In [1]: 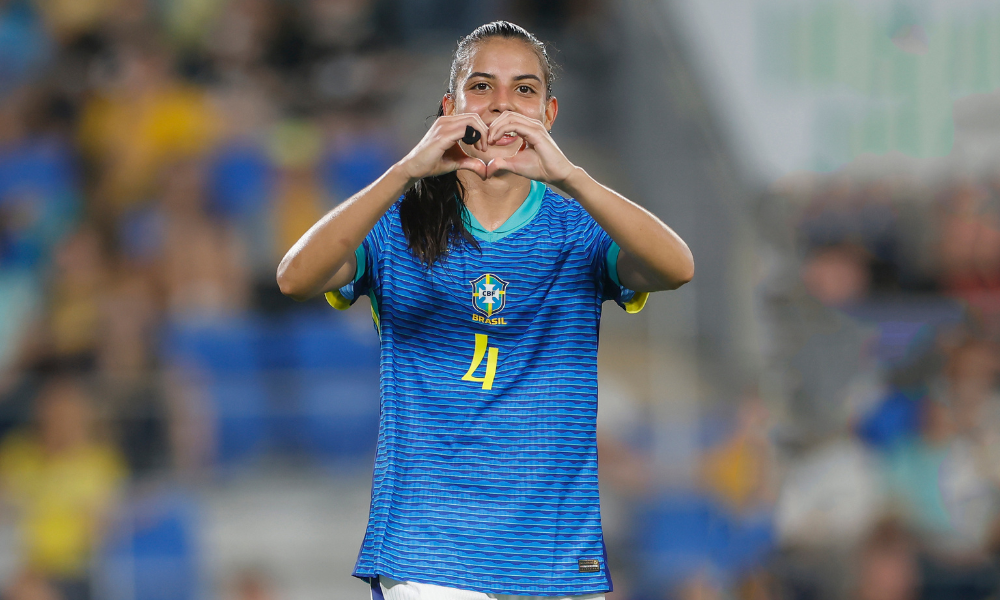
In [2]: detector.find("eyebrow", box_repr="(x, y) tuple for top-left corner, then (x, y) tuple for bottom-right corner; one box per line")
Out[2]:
(466, 72), (543, 83)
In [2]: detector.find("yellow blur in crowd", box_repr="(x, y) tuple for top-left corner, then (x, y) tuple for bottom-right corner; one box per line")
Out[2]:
(80, 81), (220, 212)
(700, 396), (775, 514)
(0, 380), (126, 578)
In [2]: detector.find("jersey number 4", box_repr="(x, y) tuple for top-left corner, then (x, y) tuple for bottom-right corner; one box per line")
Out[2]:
(462, 334), (498, 390)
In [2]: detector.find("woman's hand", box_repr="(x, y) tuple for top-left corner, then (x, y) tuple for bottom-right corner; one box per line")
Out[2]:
(398, 113), (491, 181)
(484, 111), (577, 185)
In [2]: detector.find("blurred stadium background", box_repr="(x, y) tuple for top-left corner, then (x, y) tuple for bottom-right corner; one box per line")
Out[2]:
(2, 0), (1000, 598)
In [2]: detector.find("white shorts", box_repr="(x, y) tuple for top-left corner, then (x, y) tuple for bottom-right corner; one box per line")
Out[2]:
(371, 575), (607, 600)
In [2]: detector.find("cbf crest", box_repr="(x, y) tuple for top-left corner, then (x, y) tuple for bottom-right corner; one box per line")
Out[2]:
(471, 273), (509, 318)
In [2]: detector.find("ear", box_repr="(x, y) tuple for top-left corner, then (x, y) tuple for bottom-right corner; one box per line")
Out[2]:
(543, 96), (559, 130)
(442, 93), (456, 116)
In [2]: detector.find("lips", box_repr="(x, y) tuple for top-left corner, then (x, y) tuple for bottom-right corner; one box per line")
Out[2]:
(492, 132), (521, 147)
(458, 128), (523, 160)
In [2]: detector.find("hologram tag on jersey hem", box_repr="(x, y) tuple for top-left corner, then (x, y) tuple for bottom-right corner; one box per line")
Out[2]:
(578, 559), (601, 573)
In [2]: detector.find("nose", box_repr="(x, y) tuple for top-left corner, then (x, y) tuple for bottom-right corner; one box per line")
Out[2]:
(490, 86), (511, 113)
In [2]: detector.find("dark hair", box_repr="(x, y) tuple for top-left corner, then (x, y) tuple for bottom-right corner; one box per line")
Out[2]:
(399, 21), (556, 266)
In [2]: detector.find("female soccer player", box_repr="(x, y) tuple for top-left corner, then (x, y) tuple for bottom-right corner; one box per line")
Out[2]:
(277, 21), (693, 600)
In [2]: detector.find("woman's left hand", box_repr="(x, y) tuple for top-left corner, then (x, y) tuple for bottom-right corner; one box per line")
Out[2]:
(485, 111), (577, 185)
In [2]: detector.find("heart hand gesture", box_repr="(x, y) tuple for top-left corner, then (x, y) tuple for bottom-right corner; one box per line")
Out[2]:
(398, 113), (491, 181)
(482, 111), (576, 186)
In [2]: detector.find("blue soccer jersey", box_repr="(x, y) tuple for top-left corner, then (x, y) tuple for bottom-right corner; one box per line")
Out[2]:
(326, 180), (647, 596)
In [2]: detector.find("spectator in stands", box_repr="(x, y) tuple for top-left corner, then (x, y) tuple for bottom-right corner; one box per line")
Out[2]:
(0, 376), (127, 600)
(44, 227), (109, 366)
(268, 120), (329, 265)
(674, 573), (724, 600)
(854, 519), (920, 600)
(937, 181), (1000, 334)
(226, 566), (279, 600)
(96, 268), (183, 479)
(158, 160), (250, 318)
(0, 1), (51, 97)
(942, 340), (1000, 455)
(33, 0), (121, 43)
(114, 159), (251, 320)
(700, 393), (777, 515)
(205, 0), (274, 80)
(0, 87), (81, 272)
(78, 40), (219, 213)
(786, 241), (881, 439)
(882, 391), (998, 556)
(3, 569), (62, 600)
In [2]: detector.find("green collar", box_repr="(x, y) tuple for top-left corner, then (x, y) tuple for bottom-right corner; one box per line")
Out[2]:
(461, 180), (545, 243)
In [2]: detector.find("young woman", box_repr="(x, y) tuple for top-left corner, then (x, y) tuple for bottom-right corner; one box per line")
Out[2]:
(278, 21), (693, 600)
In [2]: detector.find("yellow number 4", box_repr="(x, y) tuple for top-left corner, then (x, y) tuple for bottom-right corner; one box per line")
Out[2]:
(462, 334), (498, 390)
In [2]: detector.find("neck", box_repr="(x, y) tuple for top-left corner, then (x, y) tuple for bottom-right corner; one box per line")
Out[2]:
(456, 171), (532, 232)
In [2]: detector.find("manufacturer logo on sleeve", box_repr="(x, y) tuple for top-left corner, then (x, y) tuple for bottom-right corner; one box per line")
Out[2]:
(471, 274), (509, 324)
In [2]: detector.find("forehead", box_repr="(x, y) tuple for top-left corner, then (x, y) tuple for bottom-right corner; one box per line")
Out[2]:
(461, 38), (544, 80)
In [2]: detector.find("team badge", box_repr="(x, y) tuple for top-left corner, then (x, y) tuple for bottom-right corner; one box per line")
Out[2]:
(471, 273), (509, 317)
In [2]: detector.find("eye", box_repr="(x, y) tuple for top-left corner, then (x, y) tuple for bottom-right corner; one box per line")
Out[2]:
(470, 82), (490, 91)
(517, 85), (536, 94)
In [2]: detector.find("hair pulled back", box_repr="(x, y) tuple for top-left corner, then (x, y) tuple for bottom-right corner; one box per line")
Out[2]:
(399, 21), (556, 266)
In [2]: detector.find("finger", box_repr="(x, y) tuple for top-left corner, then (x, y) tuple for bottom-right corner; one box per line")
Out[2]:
(449, 113), (489, 153)
(486, 158), (514, 178)
(488, 111), (544, 145)
(486, 145), (540, 179)
(490, 117), (542, 146)
(456, 156), (487, 180)
(487, 111), (514, 145)
(462, 113), (490, 152)
(486, 156), (519, 179)
(468, 113), (489, 152)
(443, 142), (471, 164)
(485, 158), (503, 179)
(440, 114), (484, 146)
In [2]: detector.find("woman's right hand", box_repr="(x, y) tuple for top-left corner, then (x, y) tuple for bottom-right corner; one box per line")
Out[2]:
(280, 113), (489, 300)
(397, 113), (490, 181)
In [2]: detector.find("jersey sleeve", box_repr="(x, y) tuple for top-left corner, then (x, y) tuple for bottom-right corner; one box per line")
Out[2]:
(589, 223), (649, 314)
(324, 202), (393, 313)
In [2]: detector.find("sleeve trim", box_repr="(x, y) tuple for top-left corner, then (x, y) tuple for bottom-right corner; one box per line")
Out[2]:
(369, 291), (381, 337)
(354, 245), (366, 282)
(325, 290), (352, 310)
(624, 292), (649, 314)
(606, 241), (622, 287)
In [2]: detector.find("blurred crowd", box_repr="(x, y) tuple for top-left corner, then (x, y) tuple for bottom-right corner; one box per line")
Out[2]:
(0, 0), (418, 595)
(711, 175), (1000, 600)
(595, 174), (1000, 599)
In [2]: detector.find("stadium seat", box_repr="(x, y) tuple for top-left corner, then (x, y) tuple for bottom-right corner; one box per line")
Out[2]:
(160, 317), (260, 374)
(295, 373), (380, 460)
(634, 493), (775, 592)
(856, 388), (923, 450)
(159, 315), (383, 466)
(0, 138), (79, 269)
(285, 314), (380, 460)
(320, 137), (396, 201)
(207, 142), (274, 220)
(160, 318), (268, 467)
(289, 313), (380, 371)
(97, 490), (202, 600)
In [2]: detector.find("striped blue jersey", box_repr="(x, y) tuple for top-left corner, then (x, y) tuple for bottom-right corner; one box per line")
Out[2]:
(327, 180), (647, 596)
